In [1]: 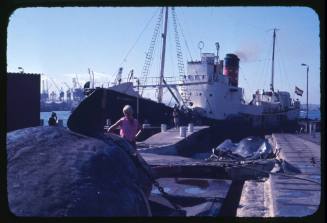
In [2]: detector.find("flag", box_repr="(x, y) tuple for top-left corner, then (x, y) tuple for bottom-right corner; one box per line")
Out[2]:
(295, 86), (303, 96)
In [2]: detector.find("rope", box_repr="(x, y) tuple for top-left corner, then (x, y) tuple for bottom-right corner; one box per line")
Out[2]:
(106, 134), (182, 211)
(138, 186), (152, 216)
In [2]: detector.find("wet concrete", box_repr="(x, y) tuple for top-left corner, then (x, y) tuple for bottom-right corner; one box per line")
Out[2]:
(267, 133), (321, 217)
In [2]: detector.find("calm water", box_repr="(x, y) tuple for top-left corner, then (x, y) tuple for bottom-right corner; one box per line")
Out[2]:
(40, 111), (71, 127)
(300, 110), (321, 120)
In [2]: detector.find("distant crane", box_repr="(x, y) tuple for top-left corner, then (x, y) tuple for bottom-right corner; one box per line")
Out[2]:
(63, 82), (72, 101)
(41, 79), (49, 101)
(49, 77), (64, 101)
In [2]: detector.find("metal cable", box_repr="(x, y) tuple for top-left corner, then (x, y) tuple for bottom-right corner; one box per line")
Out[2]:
(119, 8), (160, 66)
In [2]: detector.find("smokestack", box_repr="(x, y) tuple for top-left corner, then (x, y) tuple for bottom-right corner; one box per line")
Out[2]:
(223, 54), (240, 87)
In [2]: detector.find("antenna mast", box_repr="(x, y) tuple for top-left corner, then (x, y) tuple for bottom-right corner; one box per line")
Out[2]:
(270, 28), (277, 92)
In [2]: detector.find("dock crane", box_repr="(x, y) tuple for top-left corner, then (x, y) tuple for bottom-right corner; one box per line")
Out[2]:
(63, 82), (72, 101)
(50, 77), (64, 101)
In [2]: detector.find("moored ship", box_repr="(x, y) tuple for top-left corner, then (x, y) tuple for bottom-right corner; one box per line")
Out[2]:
(68, 8), (300, 136)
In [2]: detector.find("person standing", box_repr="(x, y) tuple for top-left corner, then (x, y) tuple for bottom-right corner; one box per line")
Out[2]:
(107, 105), (142, 148)
(48, 112), (58, 126)
(172, 107), (180, 129)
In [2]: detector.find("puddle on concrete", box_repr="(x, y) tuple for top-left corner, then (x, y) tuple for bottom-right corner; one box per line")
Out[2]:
(184, 187), (206, 194)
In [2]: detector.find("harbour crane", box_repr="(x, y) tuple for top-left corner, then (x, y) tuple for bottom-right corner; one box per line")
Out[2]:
(63, 82), (72, 101)
(49, 77), (64, 101)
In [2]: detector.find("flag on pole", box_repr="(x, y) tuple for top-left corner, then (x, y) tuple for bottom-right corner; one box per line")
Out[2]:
(295, 86), (303, 96)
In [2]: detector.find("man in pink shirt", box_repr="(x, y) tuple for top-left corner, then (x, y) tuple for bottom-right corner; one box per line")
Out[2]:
(107, 105), (142, 148)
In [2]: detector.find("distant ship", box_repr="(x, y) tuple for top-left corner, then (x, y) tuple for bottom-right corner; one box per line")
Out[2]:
(68, 8), (300, 136)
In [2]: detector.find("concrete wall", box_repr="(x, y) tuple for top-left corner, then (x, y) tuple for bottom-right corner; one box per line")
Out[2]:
(7, 73), (40, 132)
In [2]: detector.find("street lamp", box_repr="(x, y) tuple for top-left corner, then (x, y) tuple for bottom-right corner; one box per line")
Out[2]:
(134, 77), (140, 120)
(301, 63), (309, 132)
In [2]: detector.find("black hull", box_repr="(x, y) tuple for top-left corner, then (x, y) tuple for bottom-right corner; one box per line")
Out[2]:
(67, 88), (299, 140)
(68, 88), (173, 136)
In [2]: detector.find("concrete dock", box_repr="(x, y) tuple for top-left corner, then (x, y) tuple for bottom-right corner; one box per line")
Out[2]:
(138, 127), (321, 217)
(237, 133), (321, 217)
(137, 126), (211, 156)
(267, 133), (321, 217)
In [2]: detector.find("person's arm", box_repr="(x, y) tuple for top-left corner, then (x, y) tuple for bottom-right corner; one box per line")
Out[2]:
(107, 119), (122, 133)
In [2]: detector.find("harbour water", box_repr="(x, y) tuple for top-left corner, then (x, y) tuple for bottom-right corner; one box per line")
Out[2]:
(40, 111), (71, 127)
(299, 110), (320, 120)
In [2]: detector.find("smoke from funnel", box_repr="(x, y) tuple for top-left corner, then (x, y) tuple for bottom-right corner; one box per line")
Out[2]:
(234, 43), (260, 62)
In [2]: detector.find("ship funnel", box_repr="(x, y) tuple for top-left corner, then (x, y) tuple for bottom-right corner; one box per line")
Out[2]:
(223, 54), (240, 87)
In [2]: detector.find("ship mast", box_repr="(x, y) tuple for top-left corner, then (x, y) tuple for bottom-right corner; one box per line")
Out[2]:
(158, 7), (169, 103)
(270, 28), (277, 92)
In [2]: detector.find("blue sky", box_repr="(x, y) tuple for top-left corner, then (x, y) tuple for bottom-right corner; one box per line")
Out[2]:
(7, 7), (320, 104)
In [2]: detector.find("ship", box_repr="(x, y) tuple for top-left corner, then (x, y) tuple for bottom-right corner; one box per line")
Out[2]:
(67, 7), (300, 137)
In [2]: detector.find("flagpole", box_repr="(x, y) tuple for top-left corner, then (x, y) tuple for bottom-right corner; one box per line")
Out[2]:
(301, 63), (309, 132)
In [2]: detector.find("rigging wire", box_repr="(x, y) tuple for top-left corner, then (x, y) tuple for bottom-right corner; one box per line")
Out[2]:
(168, 18), (176, 78)
(174, 8), (193, 61)
(140, 8), (164, 96)
(276, 39), (294, 98)
(119, 8), (160, 66)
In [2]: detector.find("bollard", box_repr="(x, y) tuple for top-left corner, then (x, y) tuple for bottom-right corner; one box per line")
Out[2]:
(188, 123), (194, 133)
(179, 126), (187, 137)
(161, 124), (167, 132)
(58, 119), (64, 127)
(40, 119), (44, 126)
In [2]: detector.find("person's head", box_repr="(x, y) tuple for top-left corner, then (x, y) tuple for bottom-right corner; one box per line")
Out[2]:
(123, 105), (133, 119)
(51, 112), (57, 117)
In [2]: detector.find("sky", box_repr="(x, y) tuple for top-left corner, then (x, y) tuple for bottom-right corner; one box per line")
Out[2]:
(7, 6), (321, 105)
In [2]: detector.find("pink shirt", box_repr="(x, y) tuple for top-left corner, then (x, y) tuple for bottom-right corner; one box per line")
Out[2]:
(119, 117), (139, 142)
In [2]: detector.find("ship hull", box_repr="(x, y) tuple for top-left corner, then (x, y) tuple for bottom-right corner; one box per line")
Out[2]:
(67, 88), (299, 139)
(68, 88), (173, 136)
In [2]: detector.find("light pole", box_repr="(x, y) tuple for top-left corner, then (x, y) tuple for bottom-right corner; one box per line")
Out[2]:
(301, 63), (309, 132)
(134, 77), (140, 120)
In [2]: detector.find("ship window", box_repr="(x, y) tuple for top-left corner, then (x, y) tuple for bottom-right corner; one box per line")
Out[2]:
(195, 75), (200, 80)
(202, 75), (205, 79)
(209, 93), (213, 97)
(188, 75), (194, 80)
